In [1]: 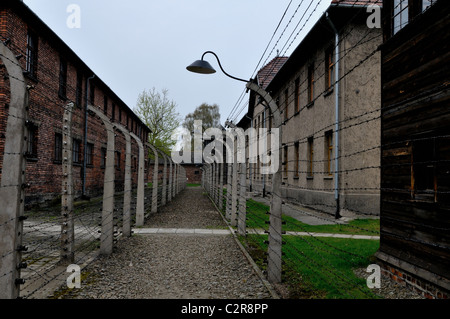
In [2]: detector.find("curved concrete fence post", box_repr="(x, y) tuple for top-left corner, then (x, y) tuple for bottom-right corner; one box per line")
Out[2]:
(113, 124), (131, 236)
(168, 157), (173, 202)
(219, 163), (224, 212)
(238, 162), (247, 237)
(247, 82), (283, 284)
(147, 143), (159, 214)
(226, 163), (232, 221)
(0, 41), (29, 299)
(61, 102), (75, 264)
(231, 145), (238, 227)
(173, 163), (177, 196)
(130, 132), (145, 227)
(206, 164), (211, 195)
(88, 105), (115, 256)
(160, 151), (168, 206)
(175, 164), (178, 196)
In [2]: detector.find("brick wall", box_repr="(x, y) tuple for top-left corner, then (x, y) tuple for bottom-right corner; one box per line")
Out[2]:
(184, 164), (202, 184)
(0, 4), (153, 207)
(378, 261), (449, 299)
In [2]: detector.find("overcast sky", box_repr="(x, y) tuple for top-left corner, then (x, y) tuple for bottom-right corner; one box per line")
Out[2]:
(23, 0), (331, 126)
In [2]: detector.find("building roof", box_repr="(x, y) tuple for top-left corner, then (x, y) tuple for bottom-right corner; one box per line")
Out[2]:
(331, 0), (382, 6)
(1, 0), (151, 134)
(256, 56), (289, 90)
(265, 0), (381, 93)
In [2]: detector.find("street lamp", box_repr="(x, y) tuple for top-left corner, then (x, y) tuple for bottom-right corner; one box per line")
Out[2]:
(187, 51), (249, 83)
(186, 51), (284, 284)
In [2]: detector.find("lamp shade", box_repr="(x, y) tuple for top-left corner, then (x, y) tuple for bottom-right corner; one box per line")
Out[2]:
(186, 59), (216, 74)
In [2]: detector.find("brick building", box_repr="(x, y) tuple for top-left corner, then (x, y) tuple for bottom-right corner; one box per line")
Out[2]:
(0, 0), (153, 206)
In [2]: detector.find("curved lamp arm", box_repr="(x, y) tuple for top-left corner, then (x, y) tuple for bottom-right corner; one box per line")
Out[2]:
(187, 51), (249, 83)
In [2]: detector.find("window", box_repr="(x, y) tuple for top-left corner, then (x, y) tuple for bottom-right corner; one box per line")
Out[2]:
(410, 134), (450, 204)
(307, 137), (314, 178)
(294, 142), (300, 178)
(392, 1), (438, 36)
(100, 147), (107, 168)
(115, 151), (121, 170)
(76, 73), (83, 108)
(54, 133), (63, 163)
(104, 95), (108, 115)
(393, 0), (409, 35)
(412, 137), (436, 202)
(422, 0), (436, 12)
(295, 78), (300, 113)
(86, 143), (94, 166)
(89, 82), (95, 105)
(119, 109), (122, 124)
(26, 31), (38, 78)
(325, 131), (333, 177)
(72, 139), (81, 164)
(307, 64), (315, 104)
(112, 103), (116, 122)
(284, 89), (289, 120)
(26, 125), (38, 160)
(58, 58), (67, 99)
(325, 47), (335, 91)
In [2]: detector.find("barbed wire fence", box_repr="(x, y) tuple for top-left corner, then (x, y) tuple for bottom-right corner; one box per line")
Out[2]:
(0, 37), (186, 299)
(198, 0), (420, 298)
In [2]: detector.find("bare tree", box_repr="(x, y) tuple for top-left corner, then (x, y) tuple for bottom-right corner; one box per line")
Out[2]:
(182, 103), (221, 134)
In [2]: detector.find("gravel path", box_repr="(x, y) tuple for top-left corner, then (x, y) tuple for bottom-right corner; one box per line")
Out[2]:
(57, 187), (273, 299)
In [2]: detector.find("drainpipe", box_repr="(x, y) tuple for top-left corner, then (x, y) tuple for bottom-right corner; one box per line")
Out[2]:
(262, 101), (267, 198)
(326, 12), (341, 219)
(82, 74), (95, 199)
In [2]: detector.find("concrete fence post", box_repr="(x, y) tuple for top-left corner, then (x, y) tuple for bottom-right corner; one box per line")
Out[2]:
(219, 163), (223, 212)
(212, 162), (216, 203)
(226, 163), (232, 221)
(208, 164), (212, 195)
(174, 164), (178, 195)
(0, 41), (29, 299)
(215, 161), (220, 206)
(114, 124), (132, 236)
(247, 82), (283, 284)
(130, 132), (144, 229)
(238, 162), (247, 237)
(210, 164), (214, 197)
(147, 143), (159, 214)
(167, 157), (173, 202)
(61, 102), (75, 264)
(88, 105), (115, 256)
(161, 151), (167, 206)
(231, 161), (238, 227)
(202, 166), (205, 189)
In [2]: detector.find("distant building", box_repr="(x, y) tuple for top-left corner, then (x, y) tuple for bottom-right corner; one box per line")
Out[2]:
(377, 0), (450, 298)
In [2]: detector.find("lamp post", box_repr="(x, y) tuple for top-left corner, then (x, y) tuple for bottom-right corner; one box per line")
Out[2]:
(187, 51), (284, 284)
